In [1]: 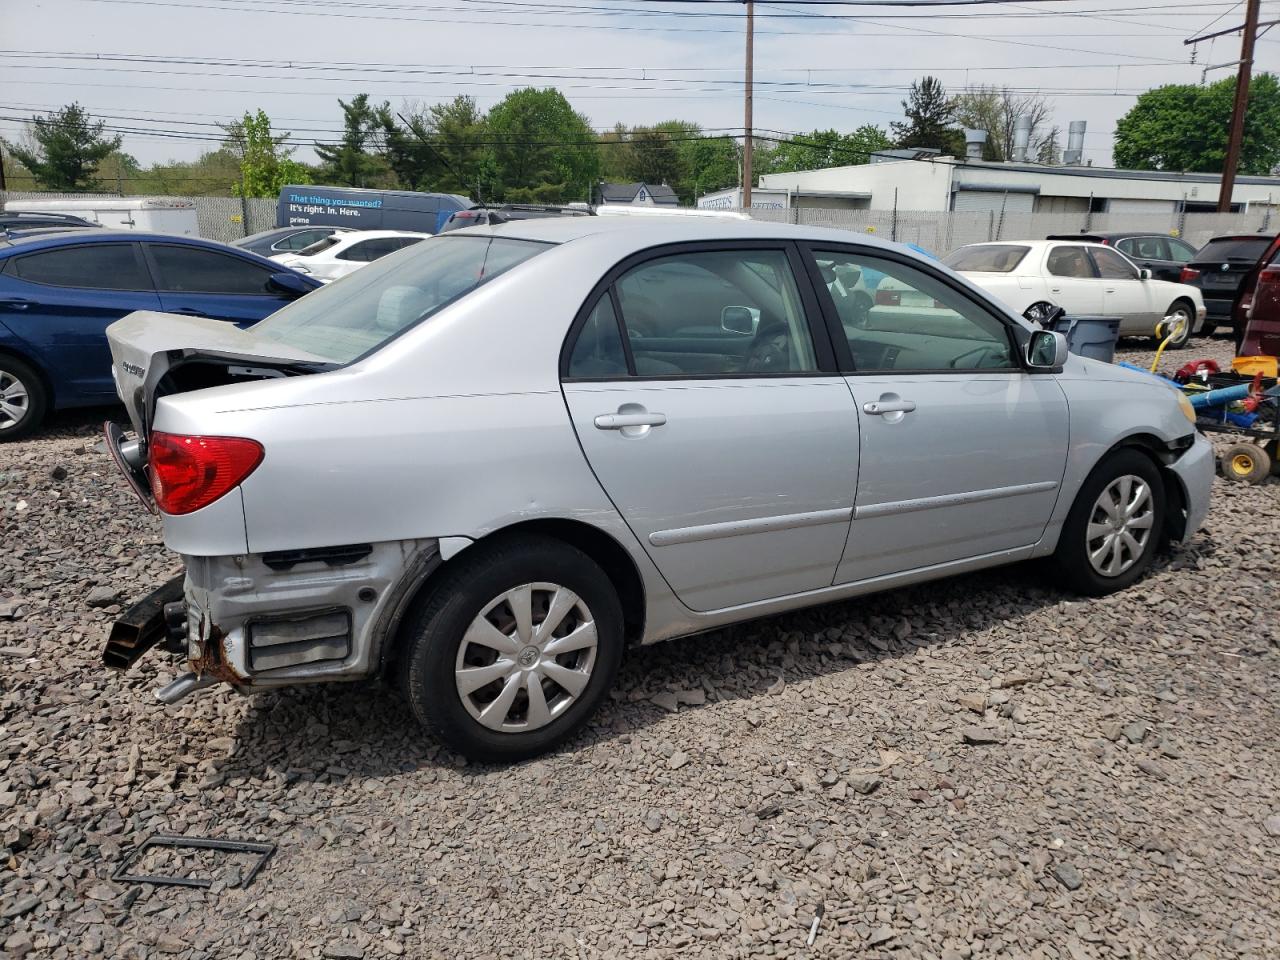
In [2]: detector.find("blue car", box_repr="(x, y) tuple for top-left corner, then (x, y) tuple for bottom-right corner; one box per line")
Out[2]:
(0, 230), (320, 440)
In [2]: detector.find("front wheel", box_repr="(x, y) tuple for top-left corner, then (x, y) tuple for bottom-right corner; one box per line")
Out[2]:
(1053, 449), (1166, 596)
(401, 535), (624, 762)
(1157, 301), (1196, 350)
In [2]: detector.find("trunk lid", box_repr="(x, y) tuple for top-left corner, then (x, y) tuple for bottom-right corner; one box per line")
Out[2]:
(107, 311), (331, 437)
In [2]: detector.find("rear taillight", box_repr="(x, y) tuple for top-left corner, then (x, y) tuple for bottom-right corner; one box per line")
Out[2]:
(1180, 267), (1201, 282)
(148, 431), (264, 515)
(875, 290), (901, 307)
(1260, 267), (1280, 284)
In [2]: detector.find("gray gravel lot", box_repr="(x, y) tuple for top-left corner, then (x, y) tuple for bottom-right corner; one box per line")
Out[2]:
(1, 337), (1278, 960)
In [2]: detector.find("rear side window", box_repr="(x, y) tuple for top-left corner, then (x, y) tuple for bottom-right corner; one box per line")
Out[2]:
(567, 296), (627, 379)
(943, 245), (1028, 273)
(295, 236), (342, 257)
(147, 245), (276, 295)
(1196, 237), (1271, 262)
(1046, 246), (1096, 278)
(276, 229), (330, 251)
(251, 235), (550, 363)
(8, 243), (150, 290)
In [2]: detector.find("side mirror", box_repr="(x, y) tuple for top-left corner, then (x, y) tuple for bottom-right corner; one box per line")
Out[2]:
(268, 271), (314, 299)
(1139, 268), (1152, 280)
(721, 305), (760, 335)
(1026, 329), (1068, 370)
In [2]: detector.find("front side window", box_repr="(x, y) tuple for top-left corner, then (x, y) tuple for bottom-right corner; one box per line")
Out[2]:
(1090, 246), (1139, 280)
(9, 243), (150, 290)
(252, 235), (550, 363)
(1117, 237), (1168, 261)
(811, 248), (1015, 373)
(1046, 245), (1096, 278)
(610, 249), (817, 377)
(148, 245), (276, 294)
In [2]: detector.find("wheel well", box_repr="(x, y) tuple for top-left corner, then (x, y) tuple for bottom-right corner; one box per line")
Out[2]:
(0, 346), (54, 407)
(492, 519), (647, 645)
(1109, 434), (1190, 544)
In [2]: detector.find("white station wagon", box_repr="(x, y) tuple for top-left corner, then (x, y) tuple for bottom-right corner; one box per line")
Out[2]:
(104, 217), (1213, 760)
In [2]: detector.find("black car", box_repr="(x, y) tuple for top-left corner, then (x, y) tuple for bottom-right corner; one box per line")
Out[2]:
(232, 226), (351, 258)
(0, 212), (101, 233)
(438, 203), (593, 233)
(1179, 234), (1274, 336)
(1045, 232), (1198, 283)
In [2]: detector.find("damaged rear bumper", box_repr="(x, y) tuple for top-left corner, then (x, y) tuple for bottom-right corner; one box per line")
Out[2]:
(107, 538), (442, 703)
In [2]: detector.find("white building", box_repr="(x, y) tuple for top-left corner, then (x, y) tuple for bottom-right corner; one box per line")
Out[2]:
(698, 152), (1280, 216)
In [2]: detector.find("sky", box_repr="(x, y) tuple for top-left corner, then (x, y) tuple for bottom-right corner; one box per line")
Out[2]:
(3, 0), (1279, 173)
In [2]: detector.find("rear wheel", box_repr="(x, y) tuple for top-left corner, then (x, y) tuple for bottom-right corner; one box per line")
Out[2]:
(1053, 449), (1166, 596)
(0, 356), (47, 442)
(401, 535), (624, 762)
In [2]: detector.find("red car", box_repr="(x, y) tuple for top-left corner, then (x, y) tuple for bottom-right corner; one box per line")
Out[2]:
(1232, 233), (1280, 358)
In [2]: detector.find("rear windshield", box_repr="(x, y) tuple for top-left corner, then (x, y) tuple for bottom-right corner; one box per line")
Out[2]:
(1196, 236), (1271, 262)
(251, 235), (551, 363)
(943, 244), (1029, 273)
(293, 235), (342, 257)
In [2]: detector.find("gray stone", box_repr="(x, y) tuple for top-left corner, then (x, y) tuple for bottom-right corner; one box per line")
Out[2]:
(961, 726), (1006, 745)
(1053, 863), (1083, 891)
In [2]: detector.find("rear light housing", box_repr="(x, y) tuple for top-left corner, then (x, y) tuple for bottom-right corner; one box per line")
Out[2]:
(874, 290), (901, 307)
(148, 431), (264, 515)
(1180, 267), (1201, 283)
(1259, 267), (1280, 285)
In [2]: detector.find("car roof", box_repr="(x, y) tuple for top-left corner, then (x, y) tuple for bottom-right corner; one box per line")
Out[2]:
(465, 214), (934, 259)
(331, 229), (434, 241)
(0, 228), (232, 250)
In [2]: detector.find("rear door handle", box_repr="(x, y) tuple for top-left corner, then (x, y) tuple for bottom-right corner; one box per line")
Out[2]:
(594, 412), (667, 430)
(0, 297), (31, 310)
(863, 400), (916, 415)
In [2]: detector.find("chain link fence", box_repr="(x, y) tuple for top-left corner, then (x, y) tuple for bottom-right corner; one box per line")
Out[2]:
(3, 189), (1274, 257)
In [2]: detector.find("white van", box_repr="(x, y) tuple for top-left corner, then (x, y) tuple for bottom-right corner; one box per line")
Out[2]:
(2, 197), (199, 236)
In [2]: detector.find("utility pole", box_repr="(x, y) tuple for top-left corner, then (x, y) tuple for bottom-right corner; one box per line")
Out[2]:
(1218, 0), (1261, 211)
(742, 0), (754, 210)
(1187, 0), (1264, 211)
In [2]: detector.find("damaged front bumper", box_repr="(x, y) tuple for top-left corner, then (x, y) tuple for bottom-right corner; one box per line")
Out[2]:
(106, 538), (441, 703)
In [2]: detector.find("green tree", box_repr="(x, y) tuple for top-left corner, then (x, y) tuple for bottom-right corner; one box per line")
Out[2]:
(675, 132), (738, 203)
(381, 96), (489, 196)
(315, 94), (386, 186)
(759, 125), (893, 173)
(1113, 74), (1280, 174)
(951, 86), (1054, 162)
(484, 88), (599, 202)
(1, 103), (122, 190)
(223, 110), (310, 197)
(624, 126), (681, 186)
(891, 77), (964, 156)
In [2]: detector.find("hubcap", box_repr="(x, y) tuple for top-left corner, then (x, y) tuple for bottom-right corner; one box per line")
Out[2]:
(0, 371), (29, 431)
(454, 582), (598, 733)
(1086, 475), (1155, 577)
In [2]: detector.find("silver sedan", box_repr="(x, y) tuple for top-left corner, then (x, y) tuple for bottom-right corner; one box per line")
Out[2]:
(104, 216), (1213, 761)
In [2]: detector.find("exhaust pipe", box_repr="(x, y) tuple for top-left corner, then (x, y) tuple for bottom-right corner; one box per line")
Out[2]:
(156, 673), (218, 704)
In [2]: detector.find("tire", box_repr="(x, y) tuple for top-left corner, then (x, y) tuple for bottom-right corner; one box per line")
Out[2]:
(1158, 300), (1195, 350)
(401, 535), (624, 762)
(1053, 449), (1166, 596)
(1220, 442), (1271, 484)
(0, 355), (48, 442)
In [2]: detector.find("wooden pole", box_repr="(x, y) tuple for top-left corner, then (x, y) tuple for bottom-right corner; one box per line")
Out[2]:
(1217, 0), (1262, 212)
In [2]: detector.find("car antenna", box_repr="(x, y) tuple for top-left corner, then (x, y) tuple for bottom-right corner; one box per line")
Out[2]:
(397, 112), (487, 208)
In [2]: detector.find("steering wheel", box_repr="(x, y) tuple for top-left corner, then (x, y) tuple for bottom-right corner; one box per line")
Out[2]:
(745, 323), (792, 372)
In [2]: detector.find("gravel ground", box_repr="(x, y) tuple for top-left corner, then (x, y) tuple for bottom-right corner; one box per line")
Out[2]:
(2, 336), (1277, 960)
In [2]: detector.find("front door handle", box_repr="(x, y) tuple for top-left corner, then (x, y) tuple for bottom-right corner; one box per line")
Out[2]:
(863, 399), (916, 416)
(169, 307), (209, 317)
(594, 412), (667, 430)
(0, 297), (31, 310)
